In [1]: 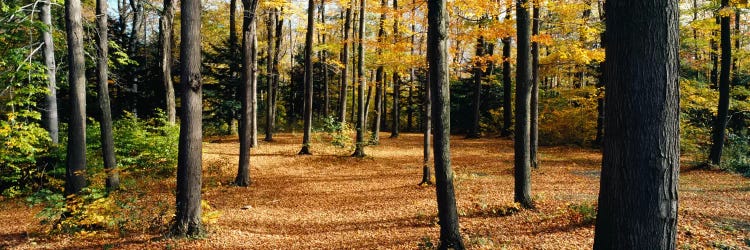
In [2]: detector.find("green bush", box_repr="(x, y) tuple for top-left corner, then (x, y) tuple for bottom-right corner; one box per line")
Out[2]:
(319, 116), (353, 149)
(722, 133), (750, 176)
(538, 87), (598, 146)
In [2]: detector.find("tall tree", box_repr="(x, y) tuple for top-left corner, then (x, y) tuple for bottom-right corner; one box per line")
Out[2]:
(467, 35), (485, 139)
(529, 1), (540, 168)
(96, 0), (120, 190)
(41, 0), (59, 145)
(160, 0), (176, 124)
(372, 0), (387, 144)
(321, 0), (330, 118)
(171, 0), (204, 237)
(390, 0), (402, 139)
(593, 0), (680, 247)
(352, 0), (366, 157)
(65, 0), (87, 195)
(709, 0), (732, 165)
(236, 0), (260, 186)
(299, 0), (315, 155)
(265, 10), (277, 142)
(420, 69), (432, 186)
(129, 0), (142, 116)
(270, 8), (283, 139)
(427, 0), (464, 247)
(339, 5), (352, 124)
(514, 0), (534, 209)
(500, 9), (513, 138)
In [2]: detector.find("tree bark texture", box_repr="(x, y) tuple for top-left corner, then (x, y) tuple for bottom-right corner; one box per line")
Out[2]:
(41, 0), (59, 145)
(352, 0), (366, 157)
(65, 0), (87, 196)
(299, 0), (316, 155)
(709, 0), (732, 165)
(514, 0), (533, 209)
(237, 0), (260, 186)
(96, 0), (120, 191)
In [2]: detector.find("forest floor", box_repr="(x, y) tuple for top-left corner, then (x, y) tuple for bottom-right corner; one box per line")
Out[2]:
(1, 133), (749, 249)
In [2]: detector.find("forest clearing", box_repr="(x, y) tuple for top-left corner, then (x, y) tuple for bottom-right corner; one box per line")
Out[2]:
(1, 133), (748, 249)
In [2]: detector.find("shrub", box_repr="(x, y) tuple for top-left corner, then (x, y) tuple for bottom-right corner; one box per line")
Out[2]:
(568, 202), (597, 225)
(538, 87), (598, 146)
(319, 116), (353, 149)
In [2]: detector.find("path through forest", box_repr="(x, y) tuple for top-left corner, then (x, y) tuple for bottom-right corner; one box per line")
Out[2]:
(1, 133), (749, 249)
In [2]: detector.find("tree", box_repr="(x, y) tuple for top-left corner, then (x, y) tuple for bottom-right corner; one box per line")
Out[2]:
(265, 9), (277, 142)
(64, 0), (87, 196)
(339, 5), (352, 124)
(96, 0), (120, 191)
(160, 0), (176, 125)
(41, 0), (59, 145)
(500, 10), (512, 138)
(236, 0), (260, 186)
(420, 69), (432, 186)
(427, 0), (464, 247)
(529, 0), (539, 168)
(514, 0), (533, 209)
(352, 0), (366, 157)
(593, 0), (680, 247)
(390, 0), (401, 139)
(372, 0), (387, 145)
(709, 0), (732, 165)
(467, 35), (485, 139)
(299, 0), (315, 155)
(170, 0), (204, 237)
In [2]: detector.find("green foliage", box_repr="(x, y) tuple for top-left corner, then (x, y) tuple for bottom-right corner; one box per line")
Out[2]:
(320, 116), (353, 149)
(27, 188), (123, 234)
(567, 202), (597, 225)
(538, 87), (598, 146)
(721, 133), (750, 176)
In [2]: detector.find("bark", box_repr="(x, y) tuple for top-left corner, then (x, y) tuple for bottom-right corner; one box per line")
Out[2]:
(514, 0), (533, 209)
(467, 35), (485, 138)
(237, 0), (260, 186)
(709, 0), (732, 165)
(339, 6), (352, 124)
(420, 68), (432, 186)
(321, 0), (330, 118)
(170, 0), (204, 237)
(264, 10), (276, 142)
(96, 0), (120, 191)
(710, 16), (720, 89)
(407, 81), (414, 132)
(593, 0), (679, 247)
(41, 0), (59, 145)
(427, 0), (464, 247)
(352, 0), (366, 157)
(501, 37), (512, 137)
(65, 0), (87, 196)
(391, 72), (401, 138)
(299, 0), (315, 155)
(161, 0), (176, 125)
(129, 0), (142, 117)
(271, 8), (283, 136)
(530, 2), (539, 168)
(372, 0), (386, 144)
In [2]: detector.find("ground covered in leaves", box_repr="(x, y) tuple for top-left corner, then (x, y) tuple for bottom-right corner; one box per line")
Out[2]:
(1, 133), (749, 249)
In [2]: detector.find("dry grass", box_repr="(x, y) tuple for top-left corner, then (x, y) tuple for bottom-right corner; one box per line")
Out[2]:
(1, 133), (749, 249)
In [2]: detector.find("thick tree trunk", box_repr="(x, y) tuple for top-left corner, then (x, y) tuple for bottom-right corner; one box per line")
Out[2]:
(514, 0), (533, 209)
(709, 0), (732, 165)
(64, 0), (87, 196)
(96, 0), (120, 191)
(171, 0), (204, 237)
(467, 36), (485, 138)
(299, 0), (315, 155)
(352, 0), (366, 157)
(237, 0), (260, 186)
(339, 6), (352, 125)
(427, 0), (464, 247)
(264, 10), (276, 142)
(530, 2), (539, 168)
(161, 0), (176, 125)
(594, 0), (680, 248)
(501, 36), (512, 137)
(41, 0), (59, 145)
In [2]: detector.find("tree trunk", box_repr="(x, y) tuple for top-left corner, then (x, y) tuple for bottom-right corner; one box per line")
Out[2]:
(371, 0), (386, 144)
(352, 0), (366, 157)
(161, 0), (176, 125)
(530, 2), (539, 168)
(264, 10), (276, 142)
(237, 0), (260, 185)
(299, 0), (315, 155)
(501, 37), (512, 136)
(129, 0), (142, 117)
(420, 67), (432, 186)
(321, 0), (329, 118)
(514, 0), (533, 209)
(594, 0), (679, 247)
(710, 16), (719, 89)
(41, 0), (59, 145)
(709, 0), (732, 165)
(96, 0), (120, 191)
(467, 35), (485, 138)
(171, 0), (204, 237)
(271, 8), (283, 136)
(339, 5), (352, 125)
(391, 72), (401, 138)
(427, 0), (464, 247)
(64, 0), (87, 196)
(407, 81), (414, 132)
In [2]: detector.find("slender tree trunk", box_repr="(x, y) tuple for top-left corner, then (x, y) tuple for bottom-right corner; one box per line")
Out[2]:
(339, 5), (352, 124)
(372, 0), (386, 144)
(420, 68), (432, 186)
(129, 0), (141, 117)
(170, 0), (204, 237)
(428, 0), (464, 247)
(593, 0), (679, 247)
(352, 0), (366, 157)
(709, 0), (732, 165)
(407, 82), (414, 132)
(321, 0), (329, 118)
(391, 72), (401, 138)
(264, 10), (276, 142)
(501, 37), (512, 136)
(530, 1), (539, 168)
(271, 8), (283, 136)
(64, 0), (87, 196)
(299, 0), (315, 155)
(710, 16), (720, 89)
(237, 0), (260, 185)
(227, 0), (238, 135)
(514, 0), (533, 209)
(96, 0), (120, 191)
(467, 35), (485, 138)
(161, 0), (176, 125)
(41, 0), (59, 145)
